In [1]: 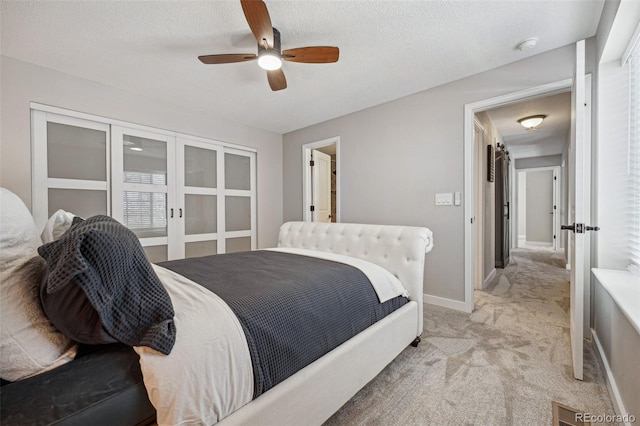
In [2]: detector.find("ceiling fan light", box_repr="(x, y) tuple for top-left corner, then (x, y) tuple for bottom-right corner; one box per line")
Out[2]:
(517, 114), (546, 130)
(258, 51), (282, 70)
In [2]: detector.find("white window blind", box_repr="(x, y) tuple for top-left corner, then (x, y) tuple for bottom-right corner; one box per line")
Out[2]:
(629, 43), (640, 275)
(122, 172), (167, 235)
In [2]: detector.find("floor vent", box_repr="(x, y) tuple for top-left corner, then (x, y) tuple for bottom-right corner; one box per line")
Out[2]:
(552, 401), (590, 426)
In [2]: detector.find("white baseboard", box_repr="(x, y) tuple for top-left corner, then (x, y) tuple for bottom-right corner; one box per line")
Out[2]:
(591, 329), (632, 425)
(424, 294), (468, 312)
(566, 264), (571, 270)
(483, 268), (496, 289)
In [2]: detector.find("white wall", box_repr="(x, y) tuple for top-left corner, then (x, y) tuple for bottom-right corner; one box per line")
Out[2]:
(0, 56), (284, 248)
(283, 44), (578, 302)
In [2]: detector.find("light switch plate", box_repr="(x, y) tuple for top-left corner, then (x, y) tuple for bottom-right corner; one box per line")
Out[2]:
(454, 192), (461, 206)
(435, 193), (453, 206)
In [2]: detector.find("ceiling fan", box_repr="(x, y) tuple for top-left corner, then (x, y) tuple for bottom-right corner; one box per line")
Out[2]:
(198, 0), (339, 91)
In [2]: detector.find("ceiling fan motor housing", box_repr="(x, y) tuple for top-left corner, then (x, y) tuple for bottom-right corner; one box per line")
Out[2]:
(259, 27), (281, 56)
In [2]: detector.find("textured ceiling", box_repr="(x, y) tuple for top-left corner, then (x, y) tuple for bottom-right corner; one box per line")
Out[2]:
(486, 92), (571, 160)
(1, 1), (604, 134)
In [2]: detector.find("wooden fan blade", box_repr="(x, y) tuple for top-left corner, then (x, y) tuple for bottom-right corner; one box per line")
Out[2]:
(267, 69), (287, 91)
(198, 53), (257, 64)
(240, 0), (274, 48)
(282, 47), (339, 63)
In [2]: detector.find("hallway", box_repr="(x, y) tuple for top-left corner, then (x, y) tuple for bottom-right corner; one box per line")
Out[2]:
(325, 247), (615, 425)
(473, 247), (615, 424)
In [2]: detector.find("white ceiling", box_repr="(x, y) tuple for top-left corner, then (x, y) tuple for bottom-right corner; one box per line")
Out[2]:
(485, 91), (571, 160)
(1, 1), (604, 135)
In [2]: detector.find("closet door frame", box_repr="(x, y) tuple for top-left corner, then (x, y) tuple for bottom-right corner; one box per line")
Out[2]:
(31, 110), (111, 231)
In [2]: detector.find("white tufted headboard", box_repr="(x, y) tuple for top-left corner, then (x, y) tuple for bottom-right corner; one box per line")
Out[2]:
(277, 221), (433, 336)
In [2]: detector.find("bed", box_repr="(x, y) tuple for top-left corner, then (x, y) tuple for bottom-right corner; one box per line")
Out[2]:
(0, 187), (433, 425)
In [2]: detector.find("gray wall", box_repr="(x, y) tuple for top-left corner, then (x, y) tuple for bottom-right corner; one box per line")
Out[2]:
(525, 170), (553, 243)
(283, 44), (578, 302)
(0, 56), (284, 248)
(594, 279), (639, 419)
(515, 154), (562, 169)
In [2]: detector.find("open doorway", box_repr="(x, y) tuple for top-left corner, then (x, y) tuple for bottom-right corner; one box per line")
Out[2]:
(302, 137), (340, 222)
(516, 167), (561, 250)
(463, 78), (574, 313)
(464, 73), (592, 353)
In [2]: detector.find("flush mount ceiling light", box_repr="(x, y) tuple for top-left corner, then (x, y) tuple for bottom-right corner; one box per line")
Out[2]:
(518, 114), (546, 130)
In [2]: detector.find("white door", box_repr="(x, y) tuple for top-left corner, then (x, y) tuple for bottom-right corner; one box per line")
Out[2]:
(111, 126), (177, 263)
(565, 40), (590, 381)
(31, 111), (111, 230)
(177, 137), (221, 259)
(222, 148), (257, 253)
(312, 150), (332, 222)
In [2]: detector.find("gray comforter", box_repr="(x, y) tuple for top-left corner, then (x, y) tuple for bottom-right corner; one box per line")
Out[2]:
(159, 250), (407, 398)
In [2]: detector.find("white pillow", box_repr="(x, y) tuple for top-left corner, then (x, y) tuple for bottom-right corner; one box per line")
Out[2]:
(0, 188), (77, 381)
(41, 209), (76, 243)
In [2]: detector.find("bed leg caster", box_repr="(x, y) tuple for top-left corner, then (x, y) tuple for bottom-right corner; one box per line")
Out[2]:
(411, 336), (421, 347)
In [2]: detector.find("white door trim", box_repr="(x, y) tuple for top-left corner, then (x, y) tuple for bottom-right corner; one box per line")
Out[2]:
(509, 160), (518, 250)
(463, 78), (572, 313)
(302, 137), (340, 222)
(473, 120), (485, 290)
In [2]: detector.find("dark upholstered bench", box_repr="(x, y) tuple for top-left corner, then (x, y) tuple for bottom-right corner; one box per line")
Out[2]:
(1, 343), (155, 425)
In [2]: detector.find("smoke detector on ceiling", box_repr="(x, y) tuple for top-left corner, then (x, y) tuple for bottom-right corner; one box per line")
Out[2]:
(516, 37), (538, 52)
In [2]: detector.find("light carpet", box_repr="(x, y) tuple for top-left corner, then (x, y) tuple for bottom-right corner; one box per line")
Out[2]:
(324, 247), (615, 425)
